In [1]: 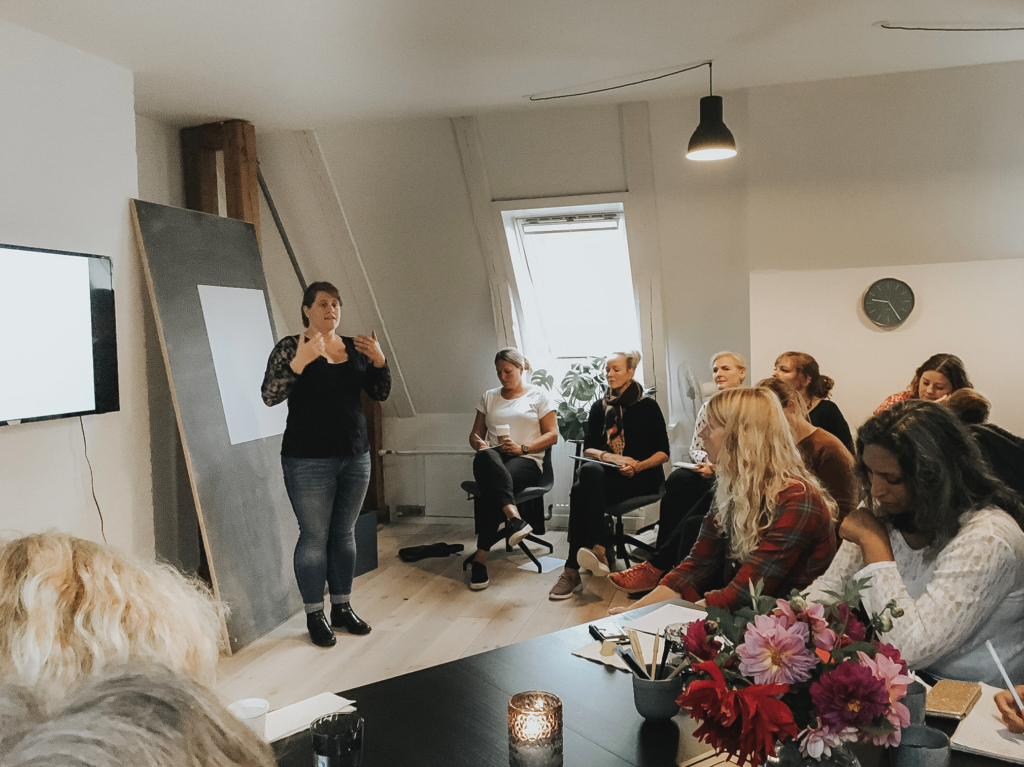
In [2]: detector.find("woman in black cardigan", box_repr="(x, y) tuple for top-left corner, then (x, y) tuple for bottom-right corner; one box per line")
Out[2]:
(548, 350), (670, 600)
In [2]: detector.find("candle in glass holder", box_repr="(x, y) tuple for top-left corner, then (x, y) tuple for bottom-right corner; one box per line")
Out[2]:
(508, 691), (562, 767)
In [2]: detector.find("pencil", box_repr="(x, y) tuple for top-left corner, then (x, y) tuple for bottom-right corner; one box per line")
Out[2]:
(650, 632), (660, 680)
(628, 628), (646, 671)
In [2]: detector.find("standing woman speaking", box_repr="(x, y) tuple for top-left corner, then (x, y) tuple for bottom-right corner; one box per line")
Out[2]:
(262, 281), (391, 647)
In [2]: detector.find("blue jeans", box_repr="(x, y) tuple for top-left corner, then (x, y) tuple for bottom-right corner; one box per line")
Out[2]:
(281, 452), (372, 608)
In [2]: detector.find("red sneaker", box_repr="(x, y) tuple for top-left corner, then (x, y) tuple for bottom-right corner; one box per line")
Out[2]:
(608, 561), (664, 593)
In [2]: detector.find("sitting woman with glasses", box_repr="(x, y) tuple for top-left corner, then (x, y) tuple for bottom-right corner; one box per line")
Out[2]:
(610, 387), (837, 613)
(874, 353), (972, 415)
(548, 350), (670, 600)
(464, 347), (558, 591)
(807, 400), (1024, 685)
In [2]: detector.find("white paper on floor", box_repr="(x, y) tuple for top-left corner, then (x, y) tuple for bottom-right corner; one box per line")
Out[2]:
(621, 603), (707, 635)
(518, 556), (565, 573)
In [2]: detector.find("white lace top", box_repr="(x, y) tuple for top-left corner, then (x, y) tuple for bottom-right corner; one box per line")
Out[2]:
(690, 401), (709, 463)
(806, 507), (1024, 687)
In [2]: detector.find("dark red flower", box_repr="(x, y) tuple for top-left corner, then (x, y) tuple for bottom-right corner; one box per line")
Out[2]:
(684, 620), (720, 661)
(810, 661), (889, 730)
(873, 641), (909, 675)
(678, 661), (798, 767)
(835, 604), (866, 646)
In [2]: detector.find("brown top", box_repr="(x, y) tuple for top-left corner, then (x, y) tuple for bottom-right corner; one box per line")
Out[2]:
(797, 427), (857, 523)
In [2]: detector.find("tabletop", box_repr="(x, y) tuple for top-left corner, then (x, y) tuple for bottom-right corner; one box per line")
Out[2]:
(272, 601), (1001, 767)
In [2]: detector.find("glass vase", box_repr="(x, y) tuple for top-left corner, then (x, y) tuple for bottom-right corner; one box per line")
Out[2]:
(774, 740), (861, 767)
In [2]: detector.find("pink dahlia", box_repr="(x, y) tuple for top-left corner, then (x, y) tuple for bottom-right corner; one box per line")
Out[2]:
(737, 614), (818, 685)
(810, 661), (889, 730)
(798, 724), (858, 759)
(858, 650), (913, 747)
(873, 641), (909, 675)
(776, 598), (838, 651)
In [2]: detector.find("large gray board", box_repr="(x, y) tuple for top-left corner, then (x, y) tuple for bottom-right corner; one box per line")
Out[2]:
(131, 200), (301, 652)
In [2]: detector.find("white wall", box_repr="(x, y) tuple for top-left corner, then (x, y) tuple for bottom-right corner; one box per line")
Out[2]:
(0, 20), (152, 553)
(750, 260), (1024, 436)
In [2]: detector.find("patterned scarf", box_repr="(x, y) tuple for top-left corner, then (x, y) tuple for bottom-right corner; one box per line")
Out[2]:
(602, 380), (643, 455)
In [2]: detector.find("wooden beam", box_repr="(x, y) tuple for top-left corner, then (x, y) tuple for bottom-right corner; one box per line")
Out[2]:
(362, 392), (388, 524)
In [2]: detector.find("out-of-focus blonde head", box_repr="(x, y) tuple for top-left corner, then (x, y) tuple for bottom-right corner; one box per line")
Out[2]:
(0, 532), (224, 699)
(706, 388), (835, 562)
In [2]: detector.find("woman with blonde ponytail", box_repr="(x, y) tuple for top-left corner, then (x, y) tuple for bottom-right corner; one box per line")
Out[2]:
(611, 387), (836, 612)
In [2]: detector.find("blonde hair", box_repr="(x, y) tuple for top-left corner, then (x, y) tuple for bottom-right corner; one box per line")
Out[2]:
(611, 350), (642, 370)
(0, 533), (224, 700)
(710, 351), (746, 371)
(0, 665), (275, 767)
(494, 347), (531, 372)
(706, 388), (835, 562)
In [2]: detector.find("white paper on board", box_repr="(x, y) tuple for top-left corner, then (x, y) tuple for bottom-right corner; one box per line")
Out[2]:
(197, 285), (287, 445)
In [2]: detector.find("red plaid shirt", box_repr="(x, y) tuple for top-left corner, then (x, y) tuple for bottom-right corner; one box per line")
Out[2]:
(660, 483), (836, 610)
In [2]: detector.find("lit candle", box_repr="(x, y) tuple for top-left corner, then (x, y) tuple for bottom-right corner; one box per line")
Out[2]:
(508, 691), (563, 767)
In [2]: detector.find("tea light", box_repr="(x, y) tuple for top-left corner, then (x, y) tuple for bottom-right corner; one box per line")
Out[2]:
(508, 691), (563, 767)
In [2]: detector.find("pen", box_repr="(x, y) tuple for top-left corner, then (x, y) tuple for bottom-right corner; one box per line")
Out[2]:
(986, 640), (1024, 712)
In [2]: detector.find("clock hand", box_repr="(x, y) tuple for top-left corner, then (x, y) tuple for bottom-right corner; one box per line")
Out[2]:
(885, 300), (902, 321)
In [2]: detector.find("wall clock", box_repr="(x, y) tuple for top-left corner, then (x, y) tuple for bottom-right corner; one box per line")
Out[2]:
(863, 278), (915, 328)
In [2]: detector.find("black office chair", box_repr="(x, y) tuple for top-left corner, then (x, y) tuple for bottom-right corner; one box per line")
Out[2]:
(604, 487), (665, 569)
(460, 449), (555, 573)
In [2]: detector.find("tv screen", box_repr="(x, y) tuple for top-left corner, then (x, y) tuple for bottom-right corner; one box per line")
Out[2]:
(0, 243), (119, 425)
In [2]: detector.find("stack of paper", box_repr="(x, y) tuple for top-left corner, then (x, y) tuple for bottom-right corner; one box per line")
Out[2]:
(621, 604), (707, 636)
(264, 692), (356, 743)
(950, 683), (1024, 764)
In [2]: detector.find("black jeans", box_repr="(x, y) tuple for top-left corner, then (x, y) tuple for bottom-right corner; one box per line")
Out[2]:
(472, 449), (542, 551)
(567, 461), (657, 569)
(655, 468), (714, 548)
(648, 486), (715, 572)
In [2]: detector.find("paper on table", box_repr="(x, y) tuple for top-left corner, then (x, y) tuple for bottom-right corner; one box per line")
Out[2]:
(264, 692), (356, 743)
(622, 604), (707, 636)
(518, 556), (565, 573)
(572, 632), (658, 673)
(950, 682), (1024, 764)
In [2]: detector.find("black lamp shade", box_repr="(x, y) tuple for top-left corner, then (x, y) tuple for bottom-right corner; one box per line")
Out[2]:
(687, 95), (737, 161)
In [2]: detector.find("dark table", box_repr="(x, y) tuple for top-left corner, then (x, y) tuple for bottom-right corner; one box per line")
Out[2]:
(273, 601), (1000, 767)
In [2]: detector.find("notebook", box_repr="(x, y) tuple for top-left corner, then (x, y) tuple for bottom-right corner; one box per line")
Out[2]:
(950, 683), (1024, 764)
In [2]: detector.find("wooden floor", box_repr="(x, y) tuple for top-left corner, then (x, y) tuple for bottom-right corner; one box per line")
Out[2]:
(214, 517), (636, 709)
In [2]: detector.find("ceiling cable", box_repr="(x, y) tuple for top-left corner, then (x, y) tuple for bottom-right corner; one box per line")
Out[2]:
(528, 61), (711, 102)
(878, 22), (1024, 31)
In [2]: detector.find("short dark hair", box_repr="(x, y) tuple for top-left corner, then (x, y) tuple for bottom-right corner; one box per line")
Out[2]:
(855, 399), (1022, 555)
(907, 353), (971, 397)
(301, 281), (342, 328)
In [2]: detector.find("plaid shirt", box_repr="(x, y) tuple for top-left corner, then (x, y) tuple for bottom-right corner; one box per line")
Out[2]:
(660, 483), (836, 610)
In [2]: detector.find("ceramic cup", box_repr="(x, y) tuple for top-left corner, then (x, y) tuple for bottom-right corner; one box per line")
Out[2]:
(631, 674), (684, 721)
(904, 681), (927, 725)
(227, 697), (270, 739)
(890, 724), (951, 767)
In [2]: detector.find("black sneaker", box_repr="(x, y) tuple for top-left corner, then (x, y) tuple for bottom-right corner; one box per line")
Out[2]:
(330, 603), (372, 635)
(463, 555), (489, 590)
(506, 517), (533, 547)
(306, 610), (337, 647)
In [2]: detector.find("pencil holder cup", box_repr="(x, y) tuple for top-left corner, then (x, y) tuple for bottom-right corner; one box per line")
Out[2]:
(890, 725), (950, 767)
(631, 674), (683, 721)
(904, 681), (927, 725)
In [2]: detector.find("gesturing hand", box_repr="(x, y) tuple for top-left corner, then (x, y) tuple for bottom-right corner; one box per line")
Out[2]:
(291, 331), (325, 374)
(354, 331), (386, 368)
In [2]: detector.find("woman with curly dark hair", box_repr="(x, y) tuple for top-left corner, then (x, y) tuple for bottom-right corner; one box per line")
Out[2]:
(873, 353), (972, 414)
(807, 399), (1024, 685)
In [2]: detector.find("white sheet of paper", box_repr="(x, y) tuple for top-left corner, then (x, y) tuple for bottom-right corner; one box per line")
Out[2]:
(622, 604), (707, 636)
(518, 556), (565, 573)
(197, 285), (287, 445)
(264, 692), (356, 743)
(951, 683), (1024, 763)
(571, 632), (657, 673)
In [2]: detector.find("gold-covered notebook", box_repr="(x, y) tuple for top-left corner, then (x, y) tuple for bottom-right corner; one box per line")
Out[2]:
(926, 680), (983, 719)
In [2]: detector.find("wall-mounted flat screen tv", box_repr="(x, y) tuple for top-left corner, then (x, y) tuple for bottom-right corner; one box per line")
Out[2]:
(0, 243), (119, 425)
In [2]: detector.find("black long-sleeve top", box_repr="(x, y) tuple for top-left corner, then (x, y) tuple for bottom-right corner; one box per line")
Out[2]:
(584, 397), (670, 496)
(808, 399), (854, 455)
(262, 335), (391, 458)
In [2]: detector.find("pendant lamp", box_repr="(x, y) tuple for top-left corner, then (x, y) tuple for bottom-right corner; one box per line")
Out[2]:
(686, 63), (737, 161)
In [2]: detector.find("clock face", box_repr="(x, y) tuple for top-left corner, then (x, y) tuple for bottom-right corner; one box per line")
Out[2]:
(863, 278), (915, 328)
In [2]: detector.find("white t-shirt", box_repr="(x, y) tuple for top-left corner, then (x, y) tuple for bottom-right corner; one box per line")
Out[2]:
(806, 507), (1024, 686)
(476, 385), (556, 468)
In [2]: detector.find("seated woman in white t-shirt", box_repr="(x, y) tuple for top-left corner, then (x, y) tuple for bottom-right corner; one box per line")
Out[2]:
(465, 348), (558, 591)
(806, 400), (1024, 686)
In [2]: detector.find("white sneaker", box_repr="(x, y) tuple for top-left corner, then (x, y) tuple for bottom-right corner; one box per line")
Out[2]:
(577, 546), (610, 577)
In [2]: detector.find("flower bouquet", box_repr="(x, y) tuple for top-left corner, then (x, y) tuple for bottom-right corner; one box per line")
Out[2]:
(675, 578), (910, 766)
